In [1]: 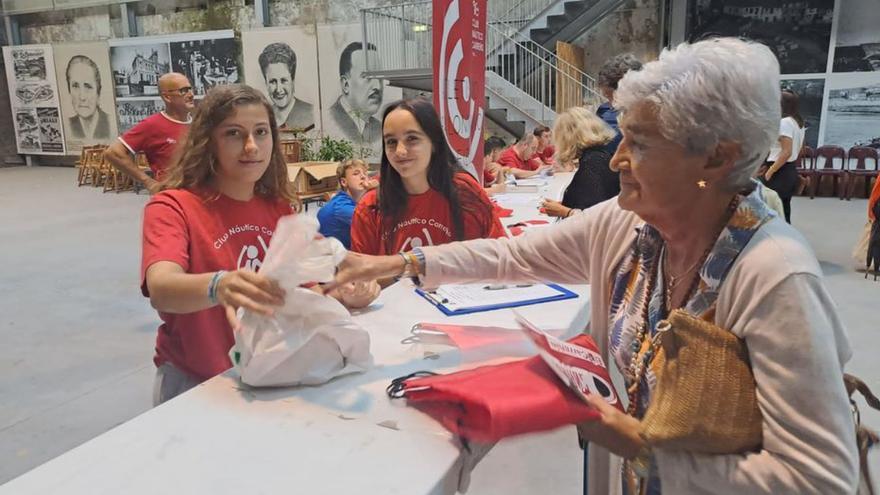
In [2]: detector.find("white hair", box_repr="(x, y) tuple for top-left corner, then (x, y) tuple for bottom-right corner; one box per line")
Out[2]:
(614, 37), (781, 192)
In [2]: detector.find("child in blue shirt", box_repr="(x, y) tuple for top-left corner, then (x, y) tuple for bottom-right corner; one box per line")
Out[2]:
(318, 159), (372, 249)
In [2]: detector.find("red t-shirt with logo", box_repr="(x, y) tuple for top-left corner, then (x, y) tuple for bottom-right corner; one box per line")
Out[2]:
(141, 188), (293, 381)
(350, 173), (506, 255)
(120, 112), (189, 180)
(497, 146), (539, 171)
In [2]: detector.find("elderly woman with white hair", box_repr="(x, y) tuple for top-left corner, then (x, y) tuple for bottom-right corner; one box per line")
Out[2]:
(332, 38), (858, 493)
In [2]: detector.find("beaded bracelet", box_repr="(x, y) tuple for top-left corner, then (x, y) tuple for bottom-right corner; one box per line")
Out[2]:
(207, 270), (228, 305)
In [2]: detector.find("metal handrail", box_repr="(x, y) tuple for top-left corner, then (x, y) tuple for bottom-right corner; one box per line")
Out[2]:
(486, 22), (602, 116)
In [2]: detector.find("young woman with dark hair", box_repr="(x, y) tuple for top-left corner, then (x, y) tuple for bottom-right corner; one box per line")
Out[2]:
(350, 98), (505, 257)
(762, 90), (806, 223)
(143, 84), (377, 405)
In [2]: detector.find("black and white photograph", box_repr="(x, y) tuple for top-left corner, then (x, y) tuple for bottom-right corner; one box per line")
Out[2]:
(825, 75), (880, 150)
(3, 44), (66, 155)
(686, 0), (834, 74)
(170, 37), (240, 96)
(110, 42), (171, 97)
(242, 28), (320, 133)
(780, 78), (824, 149)
(15, 109), (40, 152)
(12, 48), (47, 82)
(37, 107), (64, 153)
(317, 23), (402, 159)
(116, 98), (164, 133)
(53, 41), (119, 153)
(832, 0), (880, 73)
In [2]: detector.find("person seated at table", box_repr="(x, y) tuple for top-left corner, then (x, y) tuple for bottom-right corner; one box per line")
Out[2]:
(533, 125), (555, 166)
(332, 38), (858, 494)
(350, 97), (506, 262)
(497, 134), (549, 179)
(483, 136), (508, 192)
(141, 84), (379, 405)
(541, 107), (618, 218)
(597, 53), (643, 155)
(317, 159), (370, 249)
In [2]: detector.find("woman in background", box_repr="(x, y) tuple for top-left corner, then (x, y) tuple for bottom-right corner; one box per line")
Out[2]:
(541, 107), (618, 218)
(762, 90), (806, 223)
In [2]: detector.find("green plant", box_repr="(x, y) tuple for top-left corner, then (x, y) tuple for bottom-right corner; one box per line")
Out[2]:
(316, 136), (355, 162)
(299, 137), (317, 161)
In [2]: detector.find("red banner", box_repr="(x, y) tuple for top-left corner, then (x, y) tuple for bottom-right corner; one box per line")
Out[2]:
(433, 0), (487, 183)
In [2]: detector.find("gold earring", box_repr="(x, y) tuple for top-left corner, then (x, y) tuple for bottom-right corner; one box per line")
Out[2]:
(697, 180), (708, 189)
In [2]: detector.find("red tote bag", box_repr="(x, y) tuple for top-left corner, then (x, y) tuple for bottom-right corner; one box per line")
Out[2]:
(389, 334), (619, 442)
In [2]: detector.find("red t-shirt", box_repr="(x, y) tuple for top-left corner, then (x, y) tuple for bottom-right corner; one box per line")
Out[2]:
(497, 146), (539, 171)
(482, 166), (497, 185)
(537, 145), (555, 165)
(350, 173), (506, 255)
(120, 112), (189, 180)
(141, 188), (293, 381)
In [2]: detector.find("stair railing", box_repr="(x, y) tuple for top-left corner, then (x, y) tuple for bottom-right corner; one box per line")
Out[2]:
(361, 1), (433, 73)
(486, 22), (603, 116)
(490, 0), (556, 32)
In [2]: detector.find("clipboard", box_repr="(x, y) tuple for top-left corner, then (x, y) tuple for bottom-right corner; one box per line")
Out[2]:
(415, 283), (578, 316)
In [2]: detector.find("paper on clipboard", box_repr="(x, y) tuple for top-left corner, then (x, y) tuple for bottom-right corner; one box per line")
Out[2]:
(422, 284), (567, 312)
(514, 311), (622, 409)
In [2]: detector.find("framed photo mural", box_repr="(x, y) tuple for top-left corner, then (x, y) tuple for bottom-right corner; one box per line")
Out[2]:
(3, 44), (66, 154)
(317, 23), (402, 160)
(832, 0), (880, 73)
(686, 0), (834, 74)
(109, 30), (239, 132)
(824, 73), (880, 150)
(52, 41), (118, 153)
(241, 28), (320, 133)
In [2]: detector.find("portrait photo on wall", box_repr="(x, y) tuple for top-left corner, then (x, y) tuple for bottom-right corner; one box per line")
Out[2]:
(780, 78), (824, 149)
(832, 0), (880, 73)
(53, 41), (118, 153)
(116, 98), (164, 133)
(241, 28), (320, 133)
(109, 41), (171, 97)
(3, 44), (66, 155)
(317, 23), (402, 160)
(686, 0), (834, 74)
(825, 73), (880, 150)
(170, 37), (240, 96)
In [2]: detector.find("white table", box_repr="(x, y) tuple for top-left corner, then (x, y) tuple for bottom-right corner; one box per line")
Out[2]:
(0, 282), (589, 495)
(1, 172), (584, 495)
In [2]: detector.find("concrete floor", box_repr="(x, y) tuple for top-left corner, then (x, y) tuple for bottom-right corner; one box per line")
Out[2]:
(1, 166), (877, 491)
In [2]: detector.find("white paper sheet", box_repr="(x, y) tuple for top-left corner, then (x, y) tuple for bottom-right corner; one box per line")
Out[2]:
(422, 283), (564, 311)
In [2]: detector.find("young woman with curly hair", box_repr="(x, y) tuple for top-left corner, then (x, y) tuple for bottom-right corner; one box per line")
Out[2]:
(142, 84), (376, 405)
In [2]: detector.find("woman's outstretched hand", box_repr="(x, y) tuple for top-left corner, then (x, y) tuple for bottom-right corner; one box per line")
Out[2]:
(327, 252), (406, 291)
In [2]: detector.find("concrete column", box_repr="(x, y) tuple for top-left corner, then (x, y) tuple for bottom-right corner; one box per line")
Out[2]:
(255, 0), (269, 27)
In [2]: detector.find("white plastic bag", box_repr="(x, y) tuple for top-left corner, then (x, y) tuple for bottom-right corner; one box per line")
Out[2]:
(230, 215), (372, 387)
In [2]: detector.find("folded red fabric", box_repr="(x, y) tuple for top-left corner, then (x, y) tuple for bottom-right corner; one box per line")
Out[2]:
(398, 334), (609, 442)
(492, 202), (514, 218)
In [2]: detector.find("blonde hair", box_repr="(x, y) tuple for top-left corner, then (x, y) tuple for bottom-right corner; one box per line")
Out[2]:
(161, 84), (297, 203)
(336, 158), (368, 183)
(552, 107), (615, 164)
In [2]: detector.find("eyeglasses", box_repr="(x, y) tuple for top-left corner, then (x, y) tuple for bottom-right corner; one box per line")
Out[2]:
(162, 86), (193, 96)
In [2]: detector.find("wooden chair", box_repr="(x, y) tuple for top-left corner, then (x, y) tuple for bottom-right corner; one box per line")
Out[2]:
(810, 145), (847, 199)
(845, 146), (879, 200)
(795, 145), (816, 196)
(75, 145), (95, 186)
(80, 146), (107, 187)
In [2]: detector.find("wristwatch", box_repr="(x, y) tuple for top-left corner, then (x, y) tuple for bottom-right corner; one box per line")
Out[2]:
(399, 247), (425, 285)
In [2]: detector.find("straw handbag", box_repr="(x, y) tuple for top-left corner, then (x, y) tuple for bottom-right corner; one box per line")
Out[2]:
(640, 309), (763, 454)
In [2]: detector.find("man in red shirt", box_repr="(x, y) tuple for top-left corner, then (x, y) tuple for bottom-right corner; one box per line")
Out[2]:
(533, 125), (555, 166)
(496, 133), (550, 179)
(104, 72), (194, 193)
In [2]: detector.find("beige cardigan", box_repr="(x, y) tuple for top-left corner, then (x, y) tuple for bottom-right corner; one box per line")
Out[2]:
(421, 198), (858, 494)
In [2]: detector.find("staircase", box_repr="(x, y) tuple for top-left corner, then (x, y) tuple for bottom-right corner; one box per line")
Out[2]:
(360, 0), (617, 138)
(493, 0), (629, 51)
